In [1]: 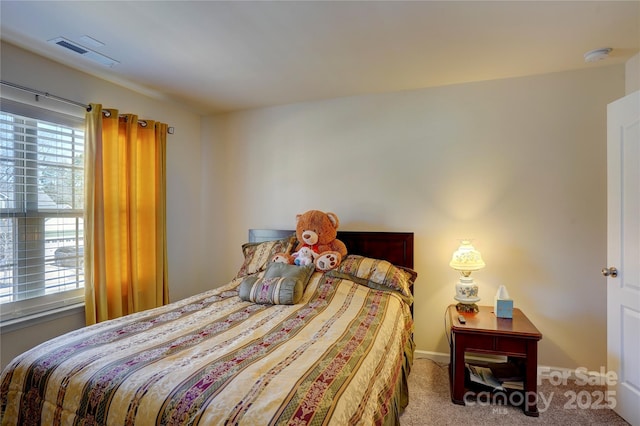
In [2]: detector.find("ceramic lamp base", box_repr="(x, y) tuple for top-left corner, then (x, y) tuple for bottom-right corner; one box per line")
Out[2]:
(454, 276), (480, 312)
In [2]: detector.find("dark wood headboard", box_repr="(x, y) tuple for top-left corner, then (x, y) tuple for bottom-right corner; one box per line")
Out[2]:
(249, 229), (414, 269)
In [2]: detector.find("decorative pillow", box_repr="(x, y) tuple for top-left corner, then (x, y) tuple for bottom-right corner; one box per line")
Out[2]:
(327, 255), (416, 304)
(238, 262), (315, 305)
(235, 234), (297, 278)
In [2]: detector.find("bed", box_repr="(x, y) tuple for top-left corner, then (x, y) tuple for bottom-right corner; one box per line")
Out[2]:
(1, 230), (416, 426)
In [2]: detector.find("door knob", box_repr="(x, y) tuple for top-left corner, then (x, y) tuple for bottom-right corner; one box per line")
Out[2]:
(602, 267), (618, 278)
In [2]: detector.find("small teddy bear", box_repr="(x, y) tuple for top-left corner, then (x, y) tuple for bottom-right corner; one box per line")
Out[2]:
(273, 210), (348, 271)
(292, 246), (317, 266)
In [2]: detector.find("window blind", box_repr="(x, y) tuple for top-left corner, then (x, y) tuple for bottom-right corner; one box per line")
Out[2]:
(0, 99), (85, 322)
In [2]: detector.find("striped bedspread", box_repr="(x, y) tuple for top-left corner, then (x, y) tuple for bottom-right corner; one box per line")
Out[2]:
(1, 272), (414, 426)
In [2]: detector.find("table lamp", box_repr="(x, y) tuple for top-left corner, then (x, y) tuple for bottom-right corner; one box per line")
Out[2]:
(450, 240), (485, 313)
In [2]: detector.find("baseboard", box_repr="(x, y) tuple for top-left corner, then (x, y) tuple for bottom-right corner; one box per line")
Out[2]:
(414, 350), (610, 385)
(414, 350), (449, 364)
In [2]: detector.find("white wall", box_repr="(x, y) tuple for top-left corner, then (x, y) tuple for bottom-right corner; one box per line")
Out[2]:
(0, 42), (215, 368)
(626, 53), (639, 94)
(203, 65), (626, 371)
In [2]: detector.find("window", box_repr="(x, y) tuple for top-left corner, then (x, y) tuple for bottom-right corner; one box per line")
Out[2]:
(0, 100), (84, 322)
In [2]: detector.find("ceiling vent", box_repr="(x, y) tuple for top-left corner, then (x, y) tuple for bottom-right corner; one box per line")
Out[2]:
(48, 37), (119, 67)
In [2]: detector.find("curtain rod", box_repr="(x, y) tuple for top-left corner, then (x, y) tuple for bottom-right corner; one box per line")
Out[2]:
(1, 80), (175, 134)
(2, 79), (91, 111)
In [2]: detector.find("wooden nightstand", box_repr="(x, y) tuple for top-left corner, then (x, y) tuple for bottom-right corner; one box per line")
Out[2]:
(447, 304), (543, 416)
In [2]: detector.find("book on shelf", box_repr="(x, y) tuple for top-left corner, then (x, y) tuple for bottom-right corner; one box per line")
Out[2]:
(466, 364), (505, 391)
(501, 380), (524, 390)
(465, 363), (524, 391)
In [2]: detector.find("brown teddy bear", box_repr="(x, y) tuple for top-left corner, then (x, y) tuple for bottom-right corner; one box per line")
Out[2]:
(273, 210), (348, 271)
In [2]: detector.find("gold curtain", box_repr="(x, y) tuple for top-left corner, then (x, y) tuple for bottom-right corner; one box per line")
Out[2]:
(84, 104), (169, 325)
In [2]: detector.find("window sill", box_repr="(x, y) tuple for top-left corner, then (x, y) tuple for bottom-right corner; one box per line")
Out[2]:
(0, 303), (85, 334)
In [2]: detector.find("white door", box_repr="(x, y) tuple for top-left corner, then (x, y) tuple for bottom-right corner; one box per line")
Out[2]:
(607, 90), (640, 426)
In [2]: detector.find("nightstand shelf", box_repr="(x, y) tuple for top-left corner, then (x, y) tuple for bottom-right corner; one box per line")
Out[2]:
(447, 304), (543, 416)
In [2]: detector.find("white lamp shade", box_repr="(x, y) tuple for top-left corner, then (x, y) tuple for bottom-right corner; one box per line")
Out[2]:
(449, 240), (485, 272)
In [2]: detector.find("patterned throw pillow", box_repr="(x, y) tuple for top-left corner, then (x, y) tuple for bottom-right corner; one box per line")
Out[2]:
(327, 255), (416, 304)
(238, 262), (315, 305)
(235, 234), (297, 278)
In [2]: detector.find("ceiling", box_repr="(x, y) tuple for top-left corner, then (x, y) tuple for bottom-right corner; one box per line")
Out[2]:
(1, 1), (639, 115)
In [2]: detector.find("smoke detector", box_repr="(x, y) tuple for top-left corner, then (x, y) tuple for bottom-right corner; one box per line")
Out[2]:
(48, 37), (119, 67)
(584, 48), (612, 63)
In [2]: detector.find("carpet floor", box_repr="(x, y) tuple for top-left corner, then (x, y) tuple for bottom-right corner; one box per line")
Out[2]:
(400, 357), (630, 426)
